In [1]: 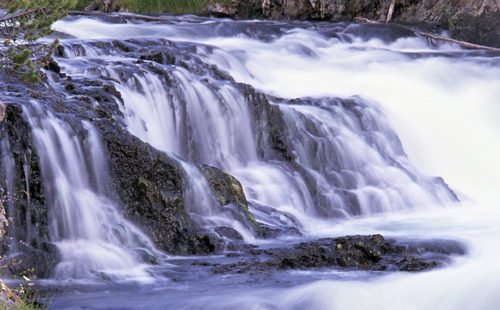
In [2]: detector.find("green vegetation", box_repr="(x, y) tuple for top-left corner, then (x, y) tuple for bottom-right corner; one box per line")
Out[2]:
(0, 278), (46, 310)
(119, 0), (208, 14)
(72, 0), (231, 14)
(0, 0), (76, 82)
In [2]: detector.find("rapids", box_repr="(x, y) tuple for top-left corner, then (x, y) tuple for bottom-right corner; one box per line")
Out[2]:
(8, 13), (500, 309)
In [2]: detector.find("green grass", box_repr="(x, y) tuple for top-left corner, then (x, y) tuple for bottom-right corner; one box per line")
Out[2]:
(119, 0), (209, 14)
(71, 0), (225, 14)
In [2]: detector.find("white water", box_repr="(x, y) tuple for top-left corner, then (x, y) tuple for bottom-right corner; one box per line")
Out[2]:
(48, 16), (500, 308)
(195, 29), (500, 204)
(23, 102), (159, 281)
(53, 18), (460, 238)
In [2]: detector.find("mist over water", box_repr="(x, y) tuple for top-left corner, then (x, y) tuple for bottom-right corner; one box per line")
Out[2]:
(42, 15), (500, 309)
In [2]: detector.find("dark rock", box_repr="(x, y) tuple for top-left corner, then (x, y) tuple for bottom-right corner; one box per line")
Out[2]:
(449, 11), (500, 48)
(237, 84), (295, 162)
(215, 226), (244, 240)
(43, 57), (61, 74)
(0, 99), (52, 277)
(0, 100), (5, 123)
(0, 63), (238, 275)
(212, 235), (466, 274)
(84, 0), (122, 13)
(200, 165), (261, 235)
(3, 242), (60, 279)
(139, 52), (176, 65)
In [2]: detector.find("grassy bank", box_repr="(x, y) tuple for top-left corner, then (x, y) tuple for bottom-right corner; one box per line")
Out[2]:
(120, 0), (207, 14)
(73, 0), (224, 14)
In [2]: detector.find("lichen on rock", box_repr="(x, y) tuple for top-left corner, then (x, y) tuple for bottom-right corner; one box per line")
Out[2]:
(200, 165), (261, 235)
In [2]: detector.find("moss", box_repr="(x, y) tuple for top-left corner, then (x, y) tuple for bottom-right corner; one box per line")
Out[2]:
(223, 172), (259, 230)
(200, 165), (261, 234)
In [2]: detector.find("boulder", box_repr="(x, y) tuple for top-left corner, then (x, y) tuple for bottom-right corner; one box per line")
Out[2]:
(201, 165), (261, 236)
(213, 234), (466, 274)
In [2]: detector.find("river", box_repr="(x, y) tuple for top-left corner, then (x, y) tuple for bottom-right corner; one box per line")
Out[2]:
(14, 13), (500, 309)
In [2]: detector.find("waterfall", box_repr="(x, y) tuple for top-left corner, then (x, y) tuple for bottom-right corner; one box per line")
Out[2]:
(23, 102), (159, 280)
(0, 138), (16, 243)
(51, 27), (457, 240)
(278, 98), (455, 215)
(17, 12), (498, 310)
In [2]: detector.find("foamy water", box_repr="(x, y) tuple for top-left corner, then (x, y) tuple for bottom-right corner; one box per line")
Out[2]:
(46, 15), (500, 309)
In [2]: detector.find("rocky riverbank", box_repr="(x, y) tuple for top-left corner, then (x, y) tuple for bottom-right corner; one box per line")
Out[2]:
(81, 0), (499, 48)
(205, 0), (500, 47)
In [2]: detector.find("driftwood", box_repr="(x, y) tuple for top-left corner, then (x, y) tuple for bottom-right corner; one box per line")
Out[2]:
(355, 17), (500, 52)
(386, 0), (396, 23)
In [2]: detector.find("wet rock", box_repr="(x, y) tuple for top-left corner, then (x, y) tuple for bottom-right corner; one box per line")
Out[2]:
(43, 57), (61, 74)
(216, 227), (244, 240)
(0, 203), (8, 245)
(201, 165), (261, 235)
(139, 51), (176, 65)
(0, 98), (51, 277)
(0, 100), (5, 123)
(213, 235), (466, 274)
(0, 66), (233, 273)
(237, 84), (294, 162)
(100, 127), (222, 255)
(4, 243), (61, 279)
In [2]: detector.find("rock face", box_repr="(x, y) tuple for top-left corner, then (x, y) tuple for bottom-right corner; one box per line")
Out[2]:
(0, 100), (5, 123)
(238, 84), (295, 162)
(0, 100), (58, 278)
(98, 122), (217, 255)
(213, 235), (466, 274)
(201, 165), (261, 236)
(208, 0), (500, 47)
(0, 66), (230, 276)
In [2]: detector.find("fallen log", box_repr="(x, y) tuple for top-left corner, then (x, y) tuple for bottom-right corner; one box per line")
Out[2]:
(355, 17), (500, 52)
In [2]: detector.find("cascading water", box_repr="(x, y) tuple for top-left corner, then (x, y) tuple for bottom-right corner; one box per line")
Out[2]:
(23, 102), (160, 281)
(50, 18), (458, 241)
(278, 97), (455, 215)
(0, 138), (16, 241)
(15, 13), (500, 309)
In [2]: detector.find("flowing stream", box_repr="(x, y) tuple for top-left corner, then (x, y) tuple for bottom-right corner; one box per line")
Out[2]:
(23, 102), (160, 282)
(12, 14), (500, 309)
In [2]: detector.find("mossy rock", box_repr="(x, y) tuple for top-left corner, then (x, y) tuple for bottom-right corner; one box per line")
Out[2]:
(200, 165), (261, 235)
